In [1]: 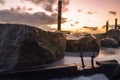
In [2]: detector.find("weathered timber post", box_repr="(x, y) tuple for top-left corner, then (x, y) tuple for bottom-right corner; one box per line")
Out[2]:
(106, 20), (109, 33)
(91, 54), (95, 68)
(58, 0), (62, 31)
(80, 52), (85, 68)
(115, 18), (118, 30)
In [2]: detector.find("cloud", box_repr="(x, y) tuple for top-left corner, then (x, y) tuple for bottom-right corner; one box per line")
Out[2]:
(70, 21), (79, 27)
(45, 4), (53, 12)
(82, 26), (98, 30)
(77, 9), (82, 12)
(109, 11), (117, 15)
(21, 0), (55, 12)
(0, 10), (67, 26)
(22, 0), (70, 12)
(25, 0), (43, 4)
(86, 11), (97, 15)
(10, 6), (31, 13)
(62, 0), (70, 12)
(28, 8), (33, 11)
(75, 21), (79, 24)
(61, 18), (67, 23)
(10, 6), (23, 12)
(71, 24), (74, 26)
(0, 0), (4, 4)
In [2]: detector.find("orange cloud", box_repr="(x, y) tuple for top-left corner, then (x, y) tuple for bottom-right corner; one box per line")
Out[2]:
(109, 11), (117, 15)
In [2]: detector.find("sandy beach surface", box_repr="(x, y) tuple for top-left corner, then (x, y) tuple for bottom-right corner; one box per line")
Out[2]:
(50, 47), (120, 80)
(52, 47), (120, 66)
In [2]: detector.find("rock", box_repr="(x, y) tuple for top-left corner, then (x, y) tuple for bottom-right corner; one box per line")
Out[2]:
(106, 29), (120, 46)
(0, 24), (66, 70)
(66, 35), (100, 57)
(100, 37), (118, 48)
(95, 33), (106, 40)
(95, 29), (120, 47)
(66, 39), (80, 52)
(79, 35), (100, 57)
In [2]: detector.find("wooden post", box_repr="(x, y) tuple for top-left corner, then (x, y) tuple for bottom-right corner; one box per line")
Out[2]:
(91, 54), (95, 68)
(58, 0), (62, 31)
(80, 52), (85, 68)
(106, 20), (109, 33)
(115, 18), (117, 30)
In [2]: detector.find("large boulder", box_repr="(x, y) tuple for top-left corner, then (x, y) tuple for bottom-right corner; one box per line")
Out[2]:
(79, 35), (100, 57)
(100, 38), (119, 48)
(66, 35), (100, 57)
(66, 39), (80, 52)
(0, 24), (66, 70)
(106, 29), (120, 46)
(95, 33), (106, 40)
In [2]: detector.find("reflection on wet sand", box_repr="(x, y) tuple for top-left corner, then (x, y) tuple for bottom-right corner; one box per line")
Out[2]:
(99, 48), (117, 55)
(43, 47), (120, 69)
(53, 47), (120, 65)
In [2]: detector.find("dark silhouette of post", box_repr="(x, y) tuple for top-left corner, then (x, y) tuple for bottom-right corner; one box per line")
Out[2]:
(115, 18), (117, 30)
(91, 54), (95, 68)
(58, 0), (62, 31)
(80, 52), (85, 68)
(106, 20), (109, 33)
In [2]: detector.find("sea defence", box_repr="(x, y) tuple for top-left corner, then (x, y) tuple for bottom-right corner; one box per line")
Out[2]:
(0, 24), (66, 70)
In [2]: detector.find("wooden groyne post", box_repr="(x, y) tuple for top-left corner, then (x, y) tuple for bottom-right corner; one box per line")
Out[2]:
(106, 20), (109, 33)
(91, 54), (95, 68)
(80, 52), (85, 68)
(115, 18), (117, 30)
(58, 0), (62, 31)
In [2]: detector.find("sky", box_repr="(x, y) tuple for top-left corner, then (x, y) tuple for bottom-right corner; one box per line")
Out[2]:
(0, 0), (120, 31)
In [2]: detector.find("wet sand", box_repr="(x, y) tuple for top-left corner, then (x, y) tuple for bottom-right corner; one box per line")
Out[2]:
(52, 47), (120, 66)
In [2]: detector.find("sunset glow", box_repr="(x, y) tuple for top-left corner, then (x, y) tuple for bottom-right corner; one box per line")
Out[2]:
(49, 0), (120, 31)
(0, 0), (120, 32)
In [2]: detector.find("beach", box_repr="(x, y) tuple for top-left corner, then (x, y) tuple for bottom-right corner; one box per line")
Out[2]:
(52, 47), (120, 66)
